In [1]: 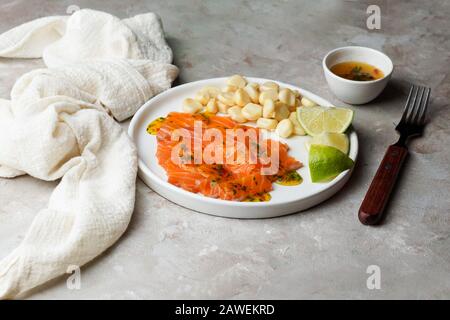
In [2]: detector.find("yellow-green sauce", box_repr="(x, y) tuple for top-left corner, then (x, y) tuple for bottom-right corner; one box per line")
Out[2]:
(244, 193), (272, 202)
(275, 170), (303, 186)
(146, 117), (166, 135)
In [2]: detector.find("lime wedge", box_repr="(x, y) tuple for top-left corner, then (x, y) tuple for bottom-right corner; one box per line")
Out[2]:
(309, 144), (354, 183)
(297, 106), (354, 137)
(307, 132), (350, 154)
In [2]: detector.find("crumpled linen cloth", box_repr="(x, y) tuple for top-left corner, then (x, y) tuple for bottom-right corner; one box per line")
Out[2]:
(0, 9), (178, 298)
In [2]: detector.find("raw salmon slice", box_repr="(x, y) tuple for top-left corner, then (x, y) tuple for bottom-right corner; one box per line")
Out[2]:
(154, 112), (302, 201)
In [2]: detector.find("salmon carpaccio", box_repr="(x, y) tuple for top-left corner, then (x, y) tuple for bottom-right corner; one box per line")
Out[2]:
(155, 112), (302, 201)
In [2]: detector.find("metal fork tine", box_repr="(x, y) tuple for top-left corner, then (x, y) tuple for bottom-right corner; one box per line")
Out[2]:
(418, 88), (431, 125)
(412, 86), (425, 124)
(406, 86), (420, 124)
(399, 85), (415, 125)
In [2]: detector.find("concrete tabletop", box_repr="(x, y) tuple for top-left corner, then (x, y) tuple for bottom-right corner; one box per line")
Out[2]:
(0, 0), (449, 299)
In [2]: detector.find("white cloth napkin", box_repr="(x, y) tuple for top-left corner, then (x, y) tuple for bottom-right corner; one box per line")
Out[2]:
(0, 9), (178, 298)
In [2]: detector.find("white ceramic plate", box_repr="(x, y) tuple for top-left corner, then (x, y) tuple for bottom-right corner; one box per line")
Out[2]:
(128, 77), (358, 218)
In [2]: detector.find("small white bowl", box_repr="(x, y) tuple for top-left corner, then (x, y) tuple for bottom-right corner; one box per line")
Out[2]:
(323, 46), (393, 104)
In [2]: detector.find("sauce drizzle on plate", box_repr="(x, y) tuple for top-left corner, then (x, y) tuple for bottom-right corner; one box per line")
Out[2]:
(147, 117), (166, 135)
(276, 170), (303, 186)
(243, 193), (272, 202)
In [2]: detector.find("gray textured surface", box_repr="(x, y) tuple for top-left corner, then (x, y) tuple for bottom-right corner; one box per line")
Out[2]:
(0, 0), (449, 299)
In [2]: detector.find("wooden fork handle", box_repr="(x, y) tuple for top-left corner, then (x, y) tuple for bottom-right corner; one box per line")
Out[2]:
(359, 144), (408, 225)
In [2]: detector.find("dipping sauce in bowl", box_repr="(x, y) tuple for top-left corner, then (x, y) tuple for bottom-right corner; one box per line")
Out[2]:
(330, 61), (384, 81)
(322, 46), (393, 104)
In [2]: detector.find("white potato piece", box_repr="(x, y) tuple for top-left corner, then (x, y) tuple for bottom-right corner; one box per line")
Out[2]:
(217, 92), (235, 106)
(222, 85), (238, 93)
(301, 96), (317, 107)
(200, 86), (221, 98)
(260, 81), (279, 92)
(228, 106), (247, 123)
(243, 84), (259, 103)
(183, 98), (203, 114)
(234, 88), (251, 107)
(293, 98), (301, 110)
(288, 98), (299, 112)
(242, 103), (263, 121)
(247, 82), (259, 90)
(227, 75), (247, 88)
(195, 91), (210, 105)
(263, 99), (275, 118)
(289, 112), (305, 135)
(276, 119), (294, 138)
(259, 89), (278, 105)
(256, 118), (278, 130)
(217, 101), (229, 113)
(279, 88), (296, 108)
(274, 102), (290, 121)
(206, 99), (218, 113)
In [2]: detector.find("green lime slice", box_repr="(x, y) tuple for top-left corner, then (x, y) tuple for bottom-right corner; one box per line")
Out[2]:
(308, 132), (350, 154)
(309, 144), (354, 183)
(297, 106), (354, 137)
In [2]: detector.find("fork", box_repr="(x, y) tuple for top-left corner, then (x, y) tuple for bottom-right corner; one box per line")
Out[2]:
(358, 85), (431, 225)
